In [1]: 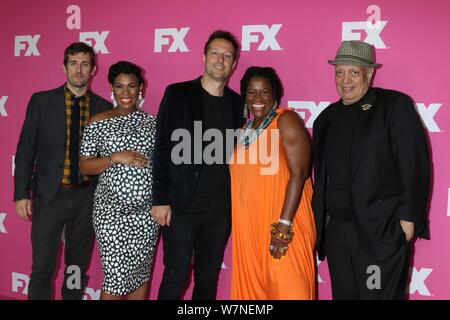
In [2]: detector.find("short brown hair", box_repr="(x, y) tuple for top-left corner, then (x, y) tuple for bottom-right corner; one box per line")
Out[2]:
(203, 30), (240, 61)
(63, 42), (96, 68)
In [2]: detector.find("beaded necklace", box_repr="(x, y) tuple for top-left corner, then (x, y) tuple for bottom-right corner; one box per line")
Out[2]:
(239, 108), (277, 148)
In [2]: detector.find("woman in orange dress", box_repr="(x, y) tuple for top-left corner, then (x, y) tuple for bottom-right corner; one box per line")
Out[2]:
(230, 66), (316, 300)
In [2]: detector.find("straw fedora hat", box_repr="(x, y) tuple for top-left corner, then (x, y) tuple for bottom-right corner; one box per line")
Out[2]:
(328, 40), (381, 68)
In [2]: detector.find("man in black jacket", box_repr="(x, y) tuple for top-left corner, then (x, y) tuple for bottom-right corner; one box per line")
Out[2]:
(312, 40), (430, 299)
(152, 30), (243, 300)
(14, 42), (112, 299)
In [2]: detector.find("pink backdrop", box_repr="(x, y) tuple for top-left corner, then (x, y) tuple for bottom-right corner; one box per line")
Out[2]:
(1, 0), (449, 300)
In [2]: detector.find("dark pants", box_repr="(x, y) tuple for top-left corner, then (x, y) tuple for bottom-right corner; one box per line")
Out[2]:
(158, 209), (231, 300)
(29, 185), (94, 300)
(325, 216), (411, 300)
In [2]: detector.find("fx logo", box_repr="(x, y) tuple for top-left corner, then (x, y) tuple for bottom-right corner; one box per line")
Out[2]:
(80, 32), (110, 54)
(12, 272), (29, 295)
(342, 21), (387, 48)
(242, 24), (282, 51)
(408, 267), (432, 296)
(14, 35), (41, 57)
(83, 288), (101, 300)
(0, 213), (7, 234)
(416, 103), (442, 133)
(0, 96), (8, 116)
(342, 5), (387, 49)
(288, 101), (330, 129)
(154, 28), (189, 53)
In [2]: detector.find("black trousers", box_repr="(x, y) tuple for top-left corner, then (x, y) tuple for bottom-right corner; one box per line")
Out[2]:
(158, 209), (231, 300)
(325, 216), (411, 300)
(29, 185), (94, 300)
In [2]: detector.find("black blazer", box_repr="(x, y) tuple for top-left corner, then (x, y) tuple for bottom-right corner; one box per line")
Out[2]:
(152, 77), (244, 213)
(14, 85), (112, 206)
(312, 88), (430, 262)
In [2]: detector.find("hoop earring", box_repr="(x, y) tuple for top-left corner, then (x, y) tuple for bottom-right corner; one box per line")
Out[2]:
(243, 103), (249, 119)
(111, 92), (117, 108)
(138, 91), (144, 109)
(273, 100), (278, 109)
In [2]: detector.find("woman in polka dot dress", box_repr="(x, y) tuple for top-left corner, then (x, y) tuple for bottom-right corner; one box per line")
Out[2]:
(80, 61), (159, 300)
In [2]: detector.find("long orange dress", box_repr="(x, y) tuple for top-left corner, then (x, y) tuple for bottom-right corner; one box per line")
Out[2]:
(230, 109), (316, 300)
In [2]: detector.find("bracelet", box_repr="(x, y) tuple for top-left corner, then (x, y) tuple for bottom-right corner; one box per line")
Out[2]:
(107, 155), (114, 166)
(270, 222), (294, 244)
(278, 218), (292, 227)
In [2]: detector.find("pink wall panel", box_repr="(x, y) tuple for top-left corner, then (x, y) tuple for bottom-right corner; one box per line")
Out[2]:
(1, 0), (449, 299)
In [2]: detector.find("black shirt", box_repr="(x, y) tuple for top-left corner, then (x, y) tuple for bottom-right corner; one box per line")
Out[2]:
(185, 87), (234, 212)
(325, 99), (361, 214)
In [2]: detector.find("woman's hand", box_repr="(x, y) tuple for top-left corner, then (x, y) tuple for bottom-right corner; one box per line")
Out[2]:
(151, 205), (172, 226)
(269, 223), (291, 260)
(111, 150), (150, 168)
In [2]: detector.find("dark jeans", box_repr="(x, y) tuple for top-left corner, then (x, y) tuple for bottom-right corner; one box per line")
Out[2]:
(325, 216), (411, 300)
(29, 185), (94, 300)
(158, 209), (231, 300)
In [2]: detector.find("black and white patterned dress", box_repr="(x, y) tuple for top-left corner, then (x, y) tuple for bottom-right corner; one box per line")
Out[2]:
(80, 110), (159, 295)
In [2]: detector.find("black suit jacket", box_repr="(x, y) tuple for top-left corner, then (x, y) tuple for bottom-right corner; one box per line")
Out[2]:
(152, 77), (244, 214)
(312, 87), (430, 262)
(14, 85), (112, 206)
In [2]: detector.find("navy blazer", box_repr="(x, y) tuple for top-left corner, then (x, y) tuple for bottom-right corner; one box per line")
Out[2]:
(312, 87), (430, 262)
(152, 77), (244, 214)
(14, 85), (112, 205)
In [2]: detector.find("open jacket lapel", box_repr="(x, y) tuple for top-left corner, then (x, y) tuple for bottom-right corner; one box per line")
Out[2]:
(52, 85), (68, 148)
(187, 77), (205, 125)
(315, 104), (338, 187)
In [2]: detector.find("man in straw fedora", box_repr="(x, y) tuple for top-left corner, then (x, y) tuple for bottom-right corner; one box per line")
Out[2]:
(312, 40), (430, 299)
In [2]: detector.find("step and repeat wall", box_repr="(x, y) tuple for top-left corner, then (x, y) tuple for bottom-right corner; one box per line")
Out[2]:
(1, 0), (449, 300)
